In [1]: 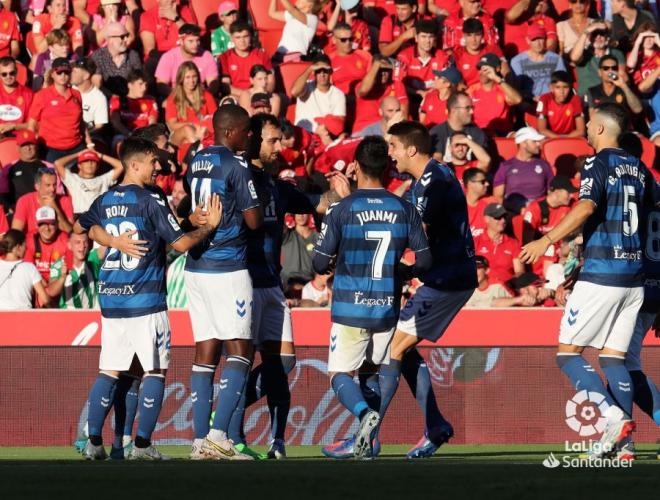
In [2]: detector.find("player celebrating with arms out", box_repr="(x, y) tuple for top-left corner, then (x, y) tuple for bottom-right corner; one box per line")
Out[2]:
(185, 105), (264, 461)
(378, 121), (477, 458)
(76, 138), (223, 460)
(313, 136), (432, 459)
(520, 104), (655, 458)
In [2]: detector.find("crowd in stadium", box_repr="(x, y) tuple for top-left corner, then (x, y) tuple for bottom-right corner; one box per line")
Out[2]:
(0, 0), (658, 311)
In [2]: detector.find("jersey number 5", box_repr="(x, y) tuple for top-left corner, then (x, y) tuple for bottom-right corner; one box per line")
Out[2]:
(623, 185), (639, 237)
(365, 230), (391, 280)
(103, 221), (140, 271)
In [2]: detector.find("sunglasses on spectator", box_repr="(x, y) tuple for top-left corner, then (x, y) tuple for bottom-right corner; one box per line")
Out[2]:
(337, 36), (353, 43)
(224, 10), (238, 16)
(110, 33), (129, 40)
(315, 68), (332, 75)
(0, 70), (16, 77)
(600, 65), (618, 71)
(470, 179), (488, 184)
(568, 0), (589, 4)
(54, 68), (71, 75)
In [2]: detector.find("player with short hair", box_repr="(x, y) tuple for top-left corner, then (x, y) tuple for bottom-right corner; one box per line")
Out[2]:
(75, 137), (223, 460)
(520, 103), (655, 457)
(313, 135), (432, 459)
(378, 121), (477, 458)
(226, 113), (350, 459)
(185, 104), (264, 461)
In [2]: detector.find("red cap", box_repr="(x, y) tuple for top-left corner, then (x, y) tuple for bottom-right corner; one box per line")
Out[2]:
(16, 130), (37, 146)
(314, 115), (345, 137)
(78, 150), (100, 163)
(527, 23), (547, 40)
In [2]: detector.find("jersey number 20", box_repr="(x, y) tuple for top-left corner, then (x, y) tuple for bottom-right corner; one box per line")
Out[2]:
(103, 221), (140, 271)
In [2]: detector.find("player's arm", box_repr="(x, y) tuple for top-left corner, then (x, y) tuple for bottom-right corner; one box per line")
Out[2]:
(170, 194), (223, 252)
(53, 151), (81, 180)
(312, 204), (341, 274)
(401, 204), (432, 279)
(233, 163), (263, 229)
(463, 136), (491, 171)
(519, 199), (595, 264)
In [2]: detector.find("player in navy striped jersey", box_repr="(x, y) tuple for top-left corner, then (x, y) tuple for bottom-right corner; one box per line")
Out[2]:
(520, 104), (655, 457)
(376, 121), (477, 459)
(313, 136), (432, 459)
(75, 138), (222, 460)
(624, 181), (660, 457)
(184, 105), (265, 461)
(226, 113), (351, 459)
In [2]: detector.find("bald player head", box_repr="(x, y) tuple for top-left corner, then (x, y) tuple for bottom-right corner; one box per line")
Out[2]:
(587, 103), (629, 152)
(213, 104), (251, 153)
(380, 96), (402, 122)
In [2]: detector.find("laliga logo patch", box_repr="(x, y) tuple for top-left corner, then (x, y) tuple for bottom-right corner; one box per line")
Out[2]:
(565, 390), (609, 436)
(168, 213), (180, 231)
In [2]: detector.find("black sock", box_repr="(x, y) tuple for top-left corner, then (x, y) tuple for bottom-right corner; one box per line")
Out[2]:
(89, 435), (102, 446)
(134, 436), (150, 449)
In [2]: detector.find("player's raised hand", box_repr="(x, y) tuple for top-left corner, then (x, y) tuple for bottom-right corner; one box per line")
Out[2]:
(114, 230), (149, 258)
(189, 203), (209, 227)
(519, 238), (550, 265)
(204, 193), (223, 228)
(326, 171), (351, 199)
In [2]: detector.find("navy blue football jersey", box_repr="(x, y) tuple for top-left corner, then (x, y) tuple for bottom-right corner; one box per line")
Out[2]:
(578, 148), (654, 287)
(246, 166), (318, 288)
(642, 180), (660, 312)
(78, 184), (183, 318)
(313, 188), (430, 330)
(411, 159), (477, 290)
(185, 145), (260, 273)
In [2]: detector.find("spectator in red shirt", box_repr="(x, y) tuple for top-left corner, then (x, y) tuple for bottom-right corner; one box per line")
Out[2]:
(468, 53), (522, 135)
(397, 18), (450, 101)
(109, 69), (158, 145)
(463, 167), (495, 237)
(626, 25), (660, 86)
(0, 57), (34, 137)
(354, 55), (409, 134)
(328, 22), (372, 96)
(536, 70), (586, 138)
(326, 1), (372, 53)
(0, 204), (8, 235)
(23, 205), (69, 279)
(447, 131), (491, 181)
(0, 3), (21, 58)
(32, 0), (84, 56)
(454, 18), (508, 88)
(164, 61), (218, 147)
(378, 0), (421, 57)
(503, 0), (558, 59)
(473, 202), (524, 284)
(419, 67), (462, 127)
(27, 58), (90, 163)
(219, 22), (274, 98)
(12, 166), (73, 235)
(523, 174), (576, 276)
(443, 0), (499, 52)
(279, 120), (318, 178)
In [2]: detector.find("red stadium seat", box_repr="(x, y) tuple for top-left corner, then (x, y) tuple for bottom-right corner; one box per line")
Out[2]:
(257, 29), (282, 58)
(285, 101), (296, 123)
(249, 0), (285, 31)
(510, 214), (524, 244)
(15, 61), (28, 86)
(541, 138), (594, 177)
(636, 133), (658, 173)
(190, 0), (222, 30)
(277, 61), (312, 99)
(493, 137), (517, 162)
(524, 112), (538, 129)
(0, 138), (19, 166)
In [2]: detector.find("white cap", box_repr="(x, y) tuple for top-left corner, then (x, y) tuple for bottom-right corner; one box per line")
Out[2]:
(514, 126), (545, 144)
(35, 206), (56, 224)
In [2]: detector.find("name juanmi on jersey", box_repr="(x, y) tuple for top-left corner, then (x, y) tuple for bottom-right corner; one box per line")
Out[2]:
(355, 210), (398, 226)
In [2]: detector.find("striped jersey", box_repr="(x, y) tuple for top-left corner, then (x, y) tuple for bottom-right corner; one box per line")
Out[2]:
(78, 184), (184, 318)
(247, 166), (317, 288)
(314, 188), (429, 330)
(185, 145), (260, 274)
(411, 159), (477, 290)
(642, 180), (660, 312)
(56, 251), (102, 309)
(166, 253), (188, 308)
(578, 148), (654, 287)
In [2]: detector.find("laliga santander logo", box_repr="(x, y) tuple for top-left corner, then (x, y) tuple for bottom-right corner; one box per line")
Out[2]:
(565, 390), (610, 437)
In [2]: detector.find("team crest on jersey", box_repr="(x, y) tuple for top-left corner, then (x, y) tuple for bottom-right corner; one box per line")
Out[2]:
(141, 103), (148, 111)
(535, 165), (543, 174)
(167, 213), (181, 231)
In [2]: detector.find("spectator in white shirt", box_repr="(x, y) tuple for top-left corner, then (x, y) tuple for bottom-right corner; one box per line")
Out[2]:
(0, 229), (49, 309)
(71, 58), (108, 139)
(301, 272), (332, 307)
(291, 54), (346, 134)
(269, 0), (320, 62)
(465, 255), (512, 307)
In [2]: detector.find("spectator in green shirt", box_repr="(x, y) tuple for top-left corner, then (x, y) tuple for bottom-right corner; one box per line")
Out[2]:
(53, 232), (104, 309)
(211, 1), (240, 57)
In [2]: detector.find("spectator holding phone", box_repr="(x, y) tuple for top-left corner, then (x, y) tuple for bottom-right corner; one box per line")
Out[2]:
(584, 54), (643, 118)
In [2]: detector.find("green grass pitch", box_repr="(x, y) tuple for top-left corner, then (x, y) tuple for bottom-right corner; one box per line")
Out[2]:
(0, 444), (658, 499)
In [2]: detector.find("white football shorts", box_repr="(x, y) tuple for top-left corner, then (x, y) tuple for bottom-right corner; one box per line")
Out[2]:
(327, 322), (394, 373)
(100, 311), (170, 371)
(185, 269), (253, 342)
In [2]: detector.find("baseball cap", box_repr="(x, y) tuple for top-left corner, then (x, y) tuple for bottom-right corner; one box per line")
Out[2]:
(35, 206), (56, 225)
(16, 129), (37, 146)
(432, 67), (463, 86)
(78, 150), (100, 163)
(484, 203), (507, 218)
(476, 53), (501, 70)
(550, 175), (578, 193)
(314, 115), (345, 137)
(527, 24), (547, 40)
(51, 57), (71, 71)
(251, 92), (271, 109)
(507, 272), (546, 290)
(475, 255), (489, 268)
(73, 57), (97, 75)
(514, 126), (545, 144)
(218, 1), (238, 15)
(340, 0), (360, 9)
